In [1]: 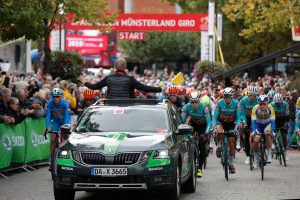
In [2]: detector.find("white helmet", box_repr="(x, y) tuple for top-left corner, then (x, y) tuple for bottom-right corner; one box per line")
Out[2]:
(248, 86), (258, 95)
(189, 91), (200, 101)
(224, 87), (234, 97)
(273, 93), (283, 103)
(258, 95), (269, 103)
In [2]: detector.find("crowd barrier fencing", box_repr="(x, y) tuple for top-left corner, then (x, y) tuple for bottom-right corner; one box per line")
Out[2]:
(0, 118), (50, 178)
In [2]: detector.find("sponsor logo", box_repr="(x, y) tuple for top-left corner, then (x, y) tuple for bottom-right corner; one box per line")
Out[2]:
(148, 167), (163, 171)
(31, 131), (49, 147)
(1, 133), (13, 152)
(61, 166), (74, 171)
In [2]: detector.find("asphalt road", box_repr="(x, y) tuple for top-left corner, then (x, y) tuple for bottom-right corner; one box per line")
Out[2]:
(1, 149), (300, 200)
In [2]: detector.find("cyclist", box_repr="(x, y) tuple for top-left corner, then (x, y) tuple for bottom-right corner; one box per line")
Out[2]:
(201, 94), (216, 148)
(44, 88), (71, 171)
(267, 90), (276, 104)
(178, 85), (189, 104)
(213, 87), (241, 174)
(166, 85), (184, 110)
(238, 86), (259, 164)
(251, 95), (276, 168)
(270, 93), (290, 160)
(296, 109), (300, 145)
(181, 91), (212, 177)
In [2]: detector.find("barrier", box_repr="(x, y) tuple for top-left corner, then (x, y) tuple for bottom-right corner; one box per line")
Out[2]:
(0, 118), (50, 178)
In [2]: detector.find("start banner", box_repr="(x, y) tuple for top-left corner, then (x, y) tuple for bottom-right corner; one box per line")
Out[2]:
(66, 13), (208, 32)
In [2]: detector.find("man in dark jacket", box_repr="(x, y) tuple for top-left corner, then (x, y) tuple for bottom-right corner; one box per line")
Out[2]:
(78, 58), (162, 98)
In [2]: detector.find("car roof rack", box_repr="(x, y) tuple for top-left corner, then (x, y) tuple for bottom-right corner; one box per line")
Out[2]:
(93, 98), (170, 106)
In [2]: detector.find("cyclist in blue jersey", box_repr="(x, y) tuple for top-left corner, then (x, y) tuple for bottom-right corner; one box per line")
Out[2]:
(270, 93), (290, 160)
(213, 87), (241, 174)
(182, 91), (212, 177)
(251, 95), (276, 167)
(238, 86), (259, 164)
(44, 88), (71, 170)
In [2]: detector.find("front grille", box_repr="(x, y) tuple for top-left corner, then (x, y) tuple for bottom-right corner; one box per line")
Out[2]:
(81, 152), (105, 165)
(114, 153), (140, 165)
(80, 152), (141, 165)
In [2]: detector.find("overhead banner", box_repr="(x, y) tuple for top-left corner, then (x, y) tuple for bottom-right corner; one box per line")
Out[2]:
(67, 13), (208, 32)
(118, 32), (145, 41)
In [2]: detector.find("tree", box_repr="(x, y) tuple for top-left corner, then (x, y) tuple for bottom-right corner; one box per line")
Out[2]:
(165, 0), (298, 66)
(50, 51), (83, 83)
(0, 0), (115, 74)
(119, 32), (200, 64)
(222, 0), (300, 38)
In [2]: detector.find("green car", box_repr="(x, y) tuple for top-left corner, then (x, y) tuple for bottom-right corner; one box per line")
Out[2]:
(53, 99), (198, 200)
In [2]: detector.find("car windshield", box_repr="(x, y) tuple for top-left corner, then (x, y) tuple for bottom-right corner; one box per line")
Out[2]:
(75, 107), (169, 133)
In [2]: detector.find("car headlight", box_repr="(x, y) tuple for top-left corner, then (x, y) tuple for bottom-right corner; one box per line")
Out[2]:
(58, 150), (70, 159)
(153, 149), (169, 159)
(140, 151), (152, 163)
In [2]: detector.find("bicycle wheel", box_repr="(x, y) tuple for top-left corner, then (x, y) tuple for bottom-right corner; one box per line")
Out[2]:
(249, 148), (254, 171)
(260, 143), (264, 181)
(278, 137), (286, 167)
(223, 139), (229, 181)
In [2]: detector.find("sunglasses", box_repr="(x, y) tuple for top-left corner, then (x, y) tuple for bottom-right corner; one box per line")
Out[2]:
(259, 102), (267, 106)
(52, 96), (60, 99)
(168, 94), (177, 98)
(190, 101), (199, 104)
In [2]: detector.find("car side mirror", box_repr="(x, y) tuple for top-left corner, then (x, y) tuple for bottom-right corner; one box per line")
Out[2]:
(177, 124), (193, 135)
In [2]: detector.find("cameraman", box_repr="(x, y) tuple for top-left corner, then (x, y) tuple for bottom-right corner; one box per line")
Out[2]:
(78, 57), (162, 98)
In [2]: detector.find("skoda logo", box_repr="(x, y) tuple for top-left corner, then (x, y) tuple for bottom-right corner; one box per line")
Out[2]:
(1, 133), (12, 152)
(31, 131), (38, 147)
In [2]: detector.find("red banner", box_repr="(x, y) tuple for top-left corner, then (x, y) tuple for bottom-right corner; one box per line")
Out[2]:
(118, 32), (145, 41)
(66, 13), (208, 32)
(65, 35), (108, 51)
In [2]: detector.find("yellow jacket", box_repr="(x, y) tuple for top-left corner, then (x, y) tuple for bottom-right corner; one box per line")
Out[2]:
(62, 89), (76, 109)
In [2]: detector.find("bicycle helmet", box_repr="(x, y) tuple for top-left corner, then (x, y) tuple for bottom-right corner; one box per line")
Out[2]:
(83, 88), (95, 100)
(258, 94), (269, 103)
(224, 87), (234, 97)
(166, 86), (179, 95)
(267, 90), (276, 99)
(178, 86), (186, 95)
(51, 88), (63, 96)
(248, 86), (258, 95)
(186, 88), (197, 97)
(189, 91), (200, 101)
(201, 95), (211, 106)
(273, 93), (283, 103)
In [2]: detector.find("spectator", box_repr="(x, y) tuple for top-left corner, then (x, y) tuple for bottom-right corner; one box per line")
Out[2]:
(7, 97), (26, 125)
(78, 57), (162, 98)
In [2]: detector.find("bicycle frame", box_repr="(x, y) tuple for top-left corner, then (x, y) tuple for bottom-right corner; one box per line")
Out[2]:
(220, 131), (232, 181)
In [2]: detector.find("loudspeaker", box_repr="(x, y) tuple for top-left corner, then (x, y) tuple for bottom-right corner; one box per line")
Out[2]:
(15, 45), (21, 63)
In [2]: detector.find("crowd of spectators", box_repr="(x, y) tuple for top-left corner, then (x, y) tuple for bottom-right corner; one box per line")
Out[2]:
(0, 65), (298, 128)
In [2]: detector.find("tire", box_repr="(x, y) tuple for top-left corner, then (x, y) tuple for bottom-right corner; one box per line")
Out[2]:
(53, 183), (75, 200)
(165, 164), (181, 200)
(249, 149), (254, 171)
(223, 142), (229, 181)
(278, 138), (286, 167)
(182, 156), (197, 193)
(260, 144), (264, 181)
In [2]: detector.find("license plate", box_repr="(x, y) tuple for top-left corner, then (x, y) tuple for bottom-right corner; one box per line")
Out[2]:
(91, 168), (128, 176)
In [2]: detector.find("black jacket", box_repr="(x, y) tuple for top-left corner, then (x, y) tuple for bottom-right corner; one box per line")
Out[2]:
(84, 70), (162, 98)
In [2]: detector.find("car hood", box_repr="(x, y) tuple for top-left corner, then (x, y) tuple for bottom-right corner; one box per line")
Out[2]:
(66, 131), (173, 154)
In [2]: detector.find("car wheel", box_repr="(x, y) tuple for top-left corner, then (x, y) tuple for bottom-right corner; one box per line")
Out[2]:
(182, 156), (197, 193)
(53, 183), (75, 200)
(165, 164), (181, 200)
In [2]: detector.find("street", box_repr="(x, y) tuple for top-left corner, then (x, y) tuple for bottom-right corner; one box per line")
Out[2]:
(1, 149), (300, 200)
